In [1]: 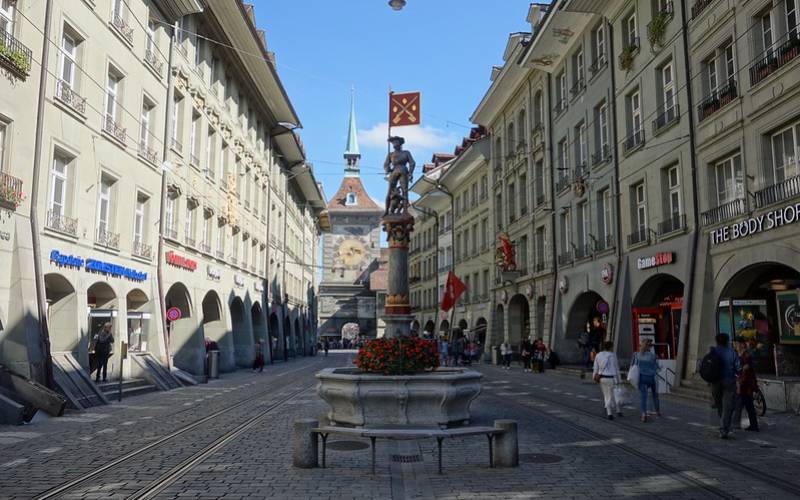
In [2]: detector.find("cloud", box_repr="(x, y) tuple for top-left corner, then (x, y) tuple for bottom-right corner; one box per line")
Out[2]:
(359, 122), (458, 151)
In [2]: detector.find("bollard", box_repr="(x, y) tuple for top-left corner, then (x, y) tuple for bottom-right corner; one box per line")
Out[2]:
(292, 419), (318, 468)
(492, 419), (518, 467)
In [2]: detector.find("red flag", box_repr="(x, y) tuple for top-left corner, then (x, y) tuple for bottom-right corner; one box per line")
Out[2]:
(440, 272), (466, 312)
(389, 91), (421, 127)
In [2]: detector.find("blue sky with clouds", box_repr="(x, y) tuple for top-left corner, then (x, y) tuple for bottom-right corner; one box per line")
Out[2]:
(254, 0), (533, 205)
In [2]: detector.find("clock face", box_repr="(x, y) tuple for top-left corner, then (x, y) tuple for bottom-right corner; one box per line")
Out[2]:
(337, 238), (368, 269)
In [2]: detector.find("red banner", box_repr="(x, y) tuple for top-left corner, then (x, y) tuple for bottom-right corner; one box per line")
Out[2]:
(389, 91), (421, 127)
(440, 271), (466, 312)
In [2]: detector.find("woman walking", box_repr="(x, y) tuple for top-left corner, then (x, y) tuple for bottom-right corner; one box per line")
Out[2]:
(734, 340), (759, 431)
(633, 339), (660, 422)
(500, 341), (512, 370)
(593, 341), (622, 420)
(534, 339), (549, 373)
(92, 322), (114, 383)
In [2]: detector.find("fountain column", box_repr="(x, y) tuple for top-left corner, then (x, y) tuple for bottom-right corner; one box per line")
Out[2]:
(381, 213), (414, 339)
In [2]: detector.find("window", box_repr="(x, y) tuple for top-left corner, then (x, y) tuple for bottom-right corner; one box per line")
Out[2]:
(194, 35), (202, 69)
(483, 269), (490, 295)
(519, 174), (528, 213)
(105, 72), (120, 123)
(661, 62), (676, 121)
(577, 201), (589, 250)
(707, 55), (718, 94)
(0, 121), (6, 172)
(507, 182), (516, 223)
(560, 210), (571, 252)
(519, 236), (528, 272)
(761, 10), (773, 56)
(634, 182), (647, 233)
(714, 154), (743, 205)
(573, 46), (584, 90)
(235, 159), (243, 196)
(140, 99), (154, 149)
(556, 71), (567, 110)
(206, 128), (215, 178)
(480, 174), (488, 199)
(517, 109), (526, 148)
(495, 191), (503, 229)
(58, 31), (77, 89)
(471, 224), (478, 255)
(596, 101), (609, 157)
(134, 193), (147, 243)
(535, 160), (544, 202)
(96, 176), (113, 235)
(165, 195), (175, 232)
(146, 18), (156, 54)
(201, 211), (212, 247)
(535, 226), (546, 265)
(243, 235), (249, 265)
(770, 124), (800, 183)
(594, 24), (606, 66)
(471, 182), (478, 207)
(217, 220), (226, 255)
(628, 89), (643, 146)
(507, 121), (515, 153)
(112, 0), (124, 19)
(625, 10), (638, 47)
(184, 204), (195, 243)
(558, 138), (569, 181)
(598, 188), (612, 244)
(50, 153), (71, 218)
(667, 165), (681, 218)
(0, 0), (15, 33)
(576, 121), (587, 168)
(190, 112), (200, 162)
(494, 138), (502, 170)
(220, 142), (228, 181)
(533, 90), (543, 128)
(481, 217), (488, 249)
(789, 0), (799, 38)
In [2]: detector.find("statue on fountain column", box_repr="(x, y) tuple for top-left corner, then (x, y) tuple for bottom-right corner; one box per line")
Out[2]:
(383, 136), (416, 216)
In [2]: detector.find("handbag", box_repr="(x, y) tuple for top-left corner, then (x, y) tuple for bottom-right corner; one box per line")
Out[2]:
(593, 357), (608, 383)
(627, 354), (640, 388)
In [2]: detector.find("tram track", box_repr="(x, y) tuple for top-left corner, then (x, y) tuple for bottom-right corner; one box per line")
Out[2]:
(32, 358), (325, 500)
(482, 366), (800, 499)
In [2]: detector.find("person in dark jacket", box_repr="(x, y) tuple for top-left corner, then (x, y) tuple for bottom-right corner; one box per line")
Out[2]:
(711, 334), (742, 439)
(253, 340), (265, 372)
(520, 339), (533, 372)
(733, 339), (759, 431)
(92, 322), (114, 383)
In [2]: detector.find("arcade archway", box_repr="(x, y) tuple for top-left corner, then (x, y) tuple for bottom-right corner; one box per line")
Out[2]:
(508, 295), (530, 346)
(230, 297), (252, 367)
(126, 289), (153, 353)
(251, 302), (267, 354)
(473, 317), (487, 345)
(45, 274), (78, 353)
(423, 320), (435, 336)
(166, 283), (199, 375)
(295, 317), (303, 356)
(632, 274), (684, 360)
(268, 312), (280, 359)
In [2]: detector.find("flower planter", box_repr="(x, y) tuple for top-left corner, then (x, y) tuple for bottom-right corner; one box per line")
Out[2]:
(316, 367), (483, 427)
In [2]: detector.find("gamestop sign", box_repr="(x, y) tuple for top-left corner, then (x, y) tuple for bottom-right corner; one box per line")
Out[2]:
(637, 252), (675, 270)
(710, 201), (800, 246)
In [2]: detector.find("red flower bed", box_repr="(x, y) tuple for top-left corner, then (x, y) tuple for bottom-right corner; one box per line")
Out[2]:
(354, 337), (439, 375)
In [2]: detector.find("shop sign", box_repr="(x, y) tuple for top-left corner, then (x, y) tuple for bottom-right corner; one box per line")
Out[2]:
(166, 251), (197, 271)
(637, 252), (675, 270)
(601, 263), (614, 285)
(234, 274), (245, 288)
(207, 265), (221, 281)
(558, 276), (569, 294)
(776, 291), (800, 342)
(50, 250), (147, 281)
(710, 201), (800, 246)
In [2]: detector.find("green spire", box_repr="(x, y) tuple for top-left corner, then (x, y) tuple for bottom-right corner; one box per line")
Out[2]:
(344, 88), (360, 160)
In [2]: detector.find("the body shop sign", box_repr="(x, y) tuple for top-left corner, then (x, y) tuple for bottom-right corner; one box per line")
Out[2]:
(711, 201), (800, 246)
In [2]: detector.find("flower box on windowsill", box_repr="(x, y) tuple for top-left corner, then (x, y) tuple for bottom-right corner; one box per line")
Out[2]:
(0, 28), (33, 79)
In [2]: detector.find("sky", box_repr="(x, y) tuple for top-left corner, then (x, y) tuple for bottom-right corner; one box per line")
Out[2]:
(254, 0), (534, 206)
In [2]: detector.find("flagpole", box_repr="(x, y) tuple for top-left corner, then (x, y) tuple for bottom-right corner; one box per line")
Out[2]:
(388, 87), (393, 155)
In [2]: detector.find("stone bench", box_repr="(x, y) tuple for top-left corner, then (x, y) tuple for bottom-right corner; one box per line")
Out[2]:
(293, 419), (518, 474)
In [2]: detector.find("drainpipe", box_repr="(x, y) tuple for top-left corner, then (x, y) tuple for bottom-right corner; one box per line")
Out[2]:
(29, 0), (55, 388)
(282, 167), (288, 361)
(675, 0), (701, 384)
(546, 72), (558, 353)
(156, 21), (177, 370)
(608, 20), (625, 345)
(265, 150), (273, 362)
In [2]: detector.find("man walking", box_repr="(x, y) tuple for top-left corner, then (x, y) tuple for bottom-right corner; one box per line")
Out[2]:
(709, 334), (742, 439)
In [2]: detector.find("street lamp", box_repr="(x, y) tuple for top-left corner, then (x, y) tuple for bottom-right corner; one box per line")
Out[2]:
(388, 0), (406, 10)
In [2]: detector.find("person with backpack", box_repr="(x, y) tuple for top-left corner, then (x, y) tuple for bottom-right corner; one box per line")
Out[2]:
(701, 334), (742, 439)
(632, 339), (660, 422)
(593, 341), (622, 420)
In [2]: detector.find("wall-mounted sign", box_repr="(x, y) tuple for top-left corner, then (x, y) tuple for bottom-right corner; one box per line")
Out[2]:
(601, 263), (614, 285)
(710, 201), (800, 246)
(637, 252), (675, 270)
(596, 300), (610, 314)
(525, 283), (534, 299)
(50, 250), (147, 281)
(166, 251), (197, 271)
(207, 265), (221, 281)
(497, 290), (508, 303)
(254, 281), (264, 292)
(166, 307), (182, 322)
(234, 274), (245, 288)
(559, 276), (569, 294)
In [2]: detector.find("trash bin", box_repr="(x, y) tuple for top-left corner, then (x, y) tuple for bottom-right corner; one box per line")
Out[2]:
(492, 345), (500, 366)
(207, 350), (219, 379)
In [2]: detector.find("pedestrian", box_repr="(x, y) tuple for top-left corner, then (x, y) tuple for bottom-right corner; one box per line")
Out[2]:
(324, 340), (329, 357)
(633, 339), (660, 422)
(733, 339), (759, 432)
(593, 341), (622, 420)
(534, 339), (549, 373)
(500, 341), (512, 369)
(708, 334), (742, 439)
(590, 318), (605, 354)
(253, 340), (265, 372)
(92, 322), (114, 383)
(578, 322), (592, 369)
(468, 341), (478, 365)
(439, 337), (449, 367)
(520, 338), (532, 372)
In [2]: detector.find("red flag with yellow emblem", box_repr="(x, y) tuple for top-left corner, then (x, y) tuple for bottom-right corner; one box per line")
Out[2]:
(389, 91), (421, 127)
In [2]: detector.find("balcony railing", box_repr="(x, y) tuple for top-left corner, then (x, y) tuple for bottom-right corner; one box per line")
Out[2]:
(165, 227), (179, 241)
(200, 243), (212, 254)
(138, 141), (158, 165)
(184, 235), (196, 248)
(46, 210), (78, 236)
(658, 213), (686, 235)
(536, 193), (546, 206)
(755, 175), (800, 208)
(623, 129), (645, 154)
(0, 27), (33, 78)
(95, 227), (120, 250)
(592, 144), (611, 166)
(556, 174), (571, 193)
(697, 80), (737, 122)
(653, 104), (680, 133)
(701, 198), (746, 226)
(0, 171), (24, 210)
(230, 256), (238, 266)
(103, 115), (126, 144)
(144, 48), (163, 75)
(627, 227), (649, 246)
(554, 98), (567, 116)
(570, 77), (586, 98)
(55, 80), (87, 114)
(691, 0), (716, 19)
(557, 250), (573, 266)
(749, 34), (800, 87)
(595, 234), (615, 252)
(171, 137), (183, 153)
(589, 55), (607, 76)
(132, 239), (152, 259)
(111, 13), (134, 44)
(575, 243), (592, 260)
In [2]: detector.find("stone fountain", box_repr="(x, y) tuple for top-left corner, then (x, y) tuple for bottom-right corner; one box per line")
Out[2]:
(316, 136), (482, 428)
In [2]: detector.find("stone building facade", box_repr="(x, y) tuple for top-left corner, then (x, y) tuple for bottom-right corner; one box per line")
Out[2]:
(0, 0), (326, 387)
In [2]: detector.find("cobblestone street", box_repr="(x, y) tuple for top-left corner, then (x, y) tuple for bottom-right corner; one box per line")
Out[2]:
(1, 353), (799, 499)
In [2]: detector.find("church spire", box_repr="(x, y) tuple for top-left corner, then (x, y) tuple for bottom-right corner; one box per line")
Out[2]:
(344, 87), (360, 176)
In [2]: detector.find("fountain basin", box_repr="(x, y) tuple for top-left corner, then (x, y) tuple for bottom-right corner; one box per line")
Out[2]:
(316, 367), (483, 427)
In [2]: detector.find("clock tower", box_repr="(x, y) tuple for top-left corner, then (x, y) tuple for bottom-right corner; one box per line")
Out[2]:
(318, 93), (383, 338)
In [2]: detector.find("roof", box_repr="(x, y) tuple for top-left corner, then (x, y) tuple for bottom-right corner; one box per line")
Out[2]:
(326, 176), (382, 212)
(344, 91), (360, 157)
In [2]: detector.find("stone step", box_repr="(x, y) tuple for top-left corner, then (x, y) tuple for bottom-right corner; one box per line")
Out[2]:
(97, 379), (158, 399)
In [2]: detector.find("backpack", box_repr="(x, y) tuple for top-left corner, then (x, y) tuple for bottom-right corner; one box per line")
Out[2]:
(699, 349), (723, 382)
